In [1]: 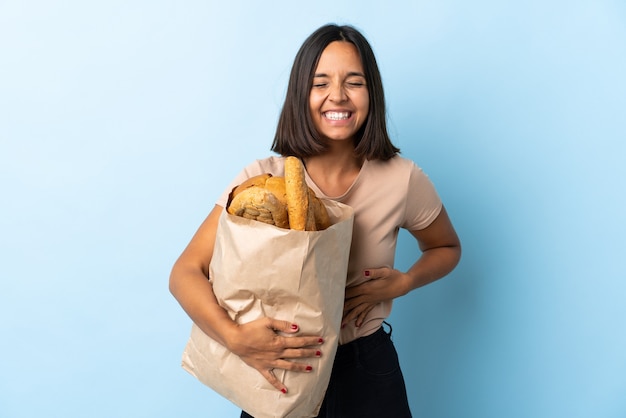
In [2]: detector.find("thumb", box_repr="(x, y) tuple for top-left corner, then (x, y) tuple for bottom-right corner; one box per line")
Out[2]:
(364, 266), (391, 279)
(268, 319), (300, 334)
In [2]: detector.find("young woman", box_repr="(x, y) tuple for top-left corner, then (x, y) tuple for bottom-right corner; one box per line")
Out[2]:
(170, 24), (461, 417)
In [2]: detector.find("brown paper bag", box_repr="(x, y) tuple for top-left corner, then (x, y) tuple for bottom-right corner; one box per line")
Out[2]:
(181, 199), (354, 418)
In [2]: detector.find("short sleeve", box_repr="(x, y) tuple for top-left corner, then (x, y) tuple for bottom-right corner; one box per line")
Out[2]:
(401, 162), (443, 231)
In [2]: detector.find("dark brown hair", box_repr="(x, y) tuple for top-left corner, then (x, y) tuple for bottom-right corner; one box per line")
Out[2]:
(271, 24), (399, 160)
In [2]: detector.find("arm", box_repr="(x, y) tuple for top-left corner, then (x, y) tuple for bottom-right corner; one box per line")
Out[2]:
(343, 206), (461, 326)
(169, 205), (324, 393)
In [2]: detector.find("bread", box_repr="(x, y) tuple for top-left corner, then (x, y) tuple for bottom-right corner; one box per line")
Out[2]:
(227, 174), (289, 229)
(230, 173), (272, 196)
(227, 185), (290, 228)
(226, 158), (330, 231)
(309, 188), (331, 230)
(284, 156), (310, 231)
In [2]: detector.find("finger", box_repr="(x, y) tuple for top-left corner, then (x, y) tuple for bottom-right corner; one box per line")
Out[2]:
(260, 368), (288, 393)
(344, 285), (361, 300)
(356, 304), (376, 327)
(280, 347), (323, 360)
(344, 292), (368, 316)
(364, 266), (389, 279)
(343, 302), (376, 327)
(345, 277), (377, 300)
(342, 305), (361, 326)
(267, 318), (301, 334)
(344, 293), (368, 314)
(364, 268), (381, 279)
(279, 335), (325, 349)
(273, 358), (316, 373)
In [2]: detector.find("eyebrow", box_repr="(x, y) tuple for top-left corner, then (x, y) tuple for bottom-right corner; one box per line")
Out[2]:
(313, 72), (366, 78)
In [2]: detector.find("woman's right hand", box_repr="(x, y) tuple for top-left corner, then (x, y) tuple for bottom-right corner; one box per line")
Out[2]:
(226, 317), (324, 393)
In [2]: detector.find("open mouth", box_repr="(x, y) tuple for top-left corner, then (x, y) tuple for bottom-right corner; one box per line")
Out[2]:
(324, 111), (351, 121)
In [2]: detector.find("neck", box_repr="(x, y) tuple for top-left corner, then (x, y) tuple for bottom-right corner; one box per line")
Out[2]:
(304, 151), (362, 173)
(303, 151), (363, 197)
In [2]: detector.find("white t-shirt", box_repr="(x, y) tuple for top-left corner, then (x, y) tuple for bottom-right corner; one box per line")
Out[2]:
(217, 155), (442, 344)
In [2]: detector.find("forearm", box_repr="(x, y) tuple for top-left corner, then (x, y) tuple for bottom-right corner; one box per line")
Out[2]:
(168, 205), (239, 347)
(169, 265), (239, 348)
(344, 242), (459, 326)
(401, 206), (462, 294)
(402, 245), (461, 293)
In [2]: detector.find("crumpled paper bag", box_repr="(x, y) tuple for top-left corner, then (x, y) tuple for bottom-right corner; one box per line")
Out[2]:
(182, 199), (354, 418)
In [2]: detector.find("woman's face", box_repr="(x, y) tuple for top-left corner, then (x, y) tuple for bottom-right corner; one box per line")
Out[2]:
(309, 41), (370, 146)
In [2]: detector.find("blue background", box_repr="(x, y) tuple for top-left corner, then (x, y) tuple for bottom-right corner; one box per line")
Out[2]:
(1, 1), (625, 417)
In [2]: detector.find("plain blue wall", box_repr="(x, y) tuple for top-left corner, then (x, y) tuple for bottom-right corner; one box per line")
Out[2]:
(1, 1), (624, 417)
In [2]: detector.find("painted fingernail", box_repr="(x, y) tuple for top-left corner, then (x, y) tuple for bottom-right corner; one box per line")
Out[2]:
(364, 270), (370, 277)
(306, 366), (313, 371)
(291, 324), (298, 330)
(316, 350), (322, 357)
(318, 338), (324, 344)
(281, 388), (287, 394)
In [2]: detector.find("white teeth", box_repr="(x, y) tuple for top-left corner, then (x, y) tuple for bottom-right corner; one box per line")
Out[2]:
(325, 111), (350, 120)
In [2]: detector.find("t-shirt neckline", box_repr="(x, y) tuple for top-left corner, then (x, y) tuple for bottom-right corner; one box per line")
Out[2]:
(303, 158), (368, 201)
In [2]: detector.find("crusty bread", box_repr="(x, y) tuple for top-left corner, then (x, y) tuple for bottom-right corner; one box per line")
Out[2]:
(263, 176), (288, 206)
(226, 158), (330, 231)
(284, 157), (310, 231)
(230, 173), (272, 198)
(227, 185), (290, 229)
(309, 188), (331, 230)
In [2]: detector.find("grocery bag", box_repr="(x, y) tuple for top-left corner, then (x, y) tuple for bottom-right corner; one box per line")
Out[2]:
(182, 199), (354, 418)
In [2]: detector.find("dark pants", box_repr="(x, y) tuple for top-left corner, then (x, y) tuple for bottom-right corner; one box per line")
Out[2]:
(241, 323), (412, 417)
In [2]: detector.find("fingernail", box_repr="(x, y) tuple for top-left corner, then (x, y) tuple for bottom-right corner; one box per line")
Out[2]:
(291, 324), (298, 330)
(316, 350), (322, 357)
(306, 366), (313, 371)
(318, 338), (324, 344)
(281, 388), (287, 394)
(364, 270), (370, 277)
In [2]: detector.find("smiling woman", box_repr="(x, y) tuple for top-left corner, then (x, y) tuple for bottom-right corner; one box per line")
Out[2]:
(2, 2), (625, 418)
(169, 23), (461, 418)
(309, 41), (370, 146)
(271, 25), (398, 162)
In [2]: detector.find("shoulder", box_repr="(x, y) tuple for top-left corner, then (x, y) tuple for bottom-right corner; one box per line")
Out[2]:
(240, 155), (286, 177)
(365, 155), (421, 177)
(363, 155), (438, 198)
(367, 156), (442, 230)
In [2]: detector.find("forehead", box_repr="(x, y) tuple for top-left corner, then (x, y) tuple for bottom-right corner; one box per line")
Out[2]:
(315, 41), (364, 73)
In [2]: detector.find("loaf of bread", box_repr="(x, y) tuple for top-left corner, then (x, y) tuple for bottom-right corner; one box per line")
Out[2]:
(284, 156), (310, 231)
(226, 157), (330, 231)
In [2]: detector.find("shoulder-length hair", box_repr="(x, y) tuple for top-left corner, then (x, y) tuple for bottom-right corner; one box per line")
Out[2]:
(271, 24), (400, 160)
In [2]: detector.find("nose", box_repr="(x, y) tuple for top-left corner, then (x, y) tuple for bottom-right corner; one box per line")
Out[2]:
(328, 83), (347, 103)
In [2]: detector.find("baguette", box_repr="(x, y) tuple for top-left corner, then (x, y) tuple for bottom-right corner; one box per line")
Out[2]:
(284, 156), (310, 231)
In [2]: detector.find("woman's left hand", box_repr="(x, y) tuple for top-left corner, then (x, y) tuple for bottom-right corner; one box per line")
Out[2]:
(342, 207), (462, 328)
(342, 267), (410, 328)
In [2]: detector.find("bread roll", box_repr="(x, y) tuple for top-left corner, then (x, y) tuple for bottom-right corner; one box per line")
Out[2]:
(227, 185), (290, 229)
(226, 158), (330, 231)
(230, 173), (272, 197)
(263, 176), (288, 206)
